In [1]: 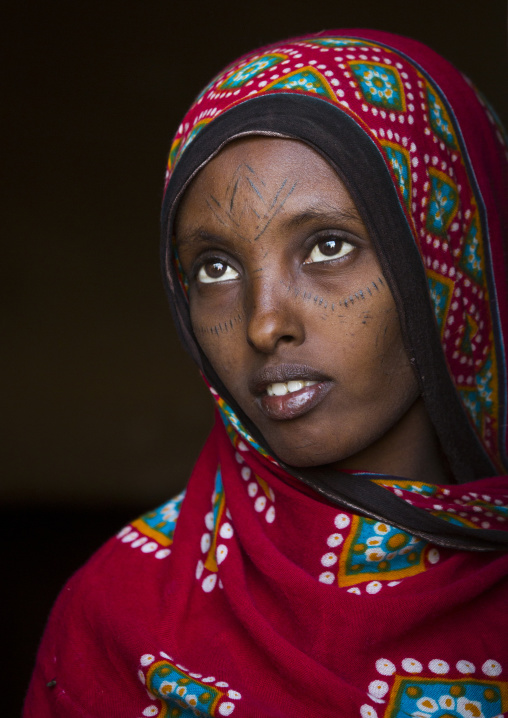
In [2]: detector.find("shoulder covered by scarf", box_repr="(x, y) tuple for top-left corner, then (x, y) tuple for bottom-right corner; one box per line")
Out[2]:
(25, 30), (508, 718)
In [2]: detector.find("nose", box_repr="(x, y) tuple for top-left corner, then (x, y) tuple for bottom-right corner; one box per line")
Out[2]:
(245, 273), (305, 354)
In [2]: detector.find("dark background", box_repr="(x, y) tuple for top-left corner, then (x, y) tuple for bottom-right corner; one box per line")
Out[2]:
(3, 0), (507, 713)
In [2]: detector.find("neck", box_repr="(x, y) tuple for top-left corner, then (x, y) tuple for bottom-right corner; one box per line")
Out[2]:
(331, 397), (451, 484)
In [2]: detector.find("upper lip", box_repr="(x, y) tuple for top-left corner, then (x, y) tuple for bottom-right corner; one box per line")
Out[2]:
(249, 363), (331, 396)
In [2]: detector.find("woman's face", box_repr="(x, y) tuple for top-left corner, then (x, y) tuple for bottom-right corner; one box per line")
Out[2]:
(175, 138), (422, 471)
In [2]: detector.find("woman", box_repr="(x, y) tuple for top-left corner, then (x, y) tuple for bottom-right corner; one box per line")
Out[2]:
(25, 29), (508, 717)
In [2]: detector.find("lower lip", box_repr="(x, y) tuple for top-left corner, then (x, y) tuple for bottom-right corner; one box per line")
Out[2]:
(257, 381), (333, 421)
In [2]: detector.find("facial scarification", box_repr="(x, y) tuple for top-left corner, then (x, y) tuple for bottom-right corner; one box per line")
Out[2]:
(195, 276), (387, 337)
(175, 138), (437, 477)
(206, 162), (297, 242)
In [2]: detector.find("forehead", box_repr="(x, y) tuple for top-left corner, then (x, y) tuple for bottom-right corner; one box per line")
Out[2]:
(176, 137), (358, 219)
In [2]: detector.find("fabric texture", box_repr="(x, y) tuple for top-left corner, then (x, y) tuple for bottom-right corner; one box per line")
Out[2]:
(25, 30), (508, 718)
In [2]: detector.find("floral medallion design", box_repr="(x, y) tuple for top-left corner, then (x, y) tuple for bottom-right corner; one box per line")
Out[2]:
(360, 657), (507, 718)
(117, 491), (185, 560)
(349, 61), (405, 111)
(425, 168), (459, 236)
(318, 485), (443, 594)
(264, 67), (337, 100)
(217, 53), (287, 90)
(138, 652), (242, 717)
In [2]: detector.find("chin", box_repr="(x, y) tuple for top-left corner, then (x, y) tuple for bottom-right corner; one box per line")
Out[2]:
(264, 436), (346, 469)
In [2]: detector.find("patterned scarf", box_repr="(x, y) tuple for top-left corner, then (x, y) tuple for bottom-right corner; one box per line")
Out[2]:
(25, 30), (508, 718)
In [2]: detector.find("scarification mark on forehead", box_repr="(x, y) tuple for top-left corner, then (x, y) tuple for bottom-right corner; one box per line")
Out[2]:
(205, 162), (297, 243)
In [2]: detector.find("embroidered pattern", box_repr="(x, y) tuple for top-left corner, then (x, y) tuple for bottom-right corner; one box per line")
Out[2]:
(117, 491), (185, 559)
(382, 481), (508, 530)
(459, 209), (484, 285)
(217, 53), (287, 89)
(459, 352), (498, 440)
(234, 441), (276, 524)
(139, 652), (242, 716)
(318, 482), (458, 592)
(264, 67), (336, 100)
(426, 81), (458, 149)
(381, 140), (412, 208)
(427, 270), (454, 335)
(213, 386), (274, 462)
(360, 657), (508, 718)
(319, 511), (437, 593)
(339, 516), (430, 586)
(196, 467), (232, 593)
(299, 37), (374, 48)
(349, 61), (405, 111)
(426, 168), (459, 236)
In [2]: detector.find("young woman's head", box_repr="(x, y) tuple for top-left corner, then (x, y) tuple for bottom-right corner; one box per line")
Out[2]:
(174, 136), (437, 479)
(162, 30), (508, 488)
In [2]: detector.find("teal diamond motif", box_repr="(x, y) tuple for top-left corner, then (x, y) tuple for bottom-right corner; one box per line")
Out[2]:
(219, 54), (284, 89)
(477, 355), (494, 411)
(427, 273), (453, 333)
(426, 84), (458, 149)
(459, 213), (484, 285)
(302, 37), (367, 47)
(350, 61), (405, 111)
(459, 388), (484, 432)
(426, 169), (458, 236)
(382, 143), (410, 207)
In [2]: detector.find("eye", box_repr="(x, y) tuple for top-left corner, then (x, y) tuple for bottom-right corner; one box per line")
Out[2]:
(197, 260), (240, 284)
(304, 237), (355, 264)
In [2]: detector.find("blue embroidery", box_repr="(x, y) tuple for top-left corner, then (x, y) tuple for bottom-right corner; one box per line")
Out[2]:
(426, 168), (458, 236)
(218, 54), (286, 89)
(349, 61), (405, 111)
(426, 83), (458, 149)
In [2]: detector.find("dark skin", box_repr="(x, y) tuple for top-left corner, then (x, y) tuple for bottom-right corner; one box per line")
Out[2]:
(175, 138), (448, 483)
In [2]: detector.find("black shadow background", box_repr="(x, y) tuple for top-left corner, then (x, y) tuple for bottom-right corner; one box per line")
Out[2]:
(3, 1), (507, 712)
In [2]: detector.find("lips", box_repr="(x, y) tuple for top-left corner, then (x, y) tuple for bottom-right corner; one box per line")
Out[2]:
(249, 364), (333, 421)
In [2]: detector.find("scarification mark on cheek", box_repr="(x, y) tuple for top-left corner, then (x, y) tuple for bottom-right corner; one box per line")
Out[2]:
(196, 312), (244, 337)
(344, 277), (385, 308)
(277, 276), (387, 315)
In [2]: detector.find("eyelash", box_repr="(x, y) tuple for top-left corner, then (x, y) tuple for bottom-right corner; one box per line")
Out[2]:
(303, 236), (355, 265)
(193, 234), (356, 285)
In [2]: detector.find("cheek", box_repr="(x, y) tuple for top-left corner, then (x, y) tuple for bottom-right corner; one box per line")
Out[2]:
(329, 300), (415, 398)
(363, 307), (418, 400)
(190, 303), (244, 377)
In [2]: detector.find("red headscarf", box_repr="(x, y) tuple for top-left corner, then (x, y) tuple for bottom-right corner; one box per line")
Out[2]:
(25, 30), (508, 718)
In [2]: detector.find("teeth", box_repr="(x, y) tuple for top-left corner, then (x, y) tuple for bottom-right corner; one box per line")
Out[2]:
(266, 380), (317, 396)
(288, 380), (304, 393)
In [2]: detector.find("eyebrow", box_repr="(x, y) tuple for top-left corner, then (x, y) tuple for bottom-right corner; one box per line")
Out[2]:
(176, 228), (228, 248)
(175, 203), (365, 248)
(284, 204), (364, 230)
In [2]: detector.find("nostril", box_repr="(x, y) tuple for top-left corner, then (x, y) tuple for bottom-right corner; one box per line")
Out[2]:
(245, 305), (304, 354)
